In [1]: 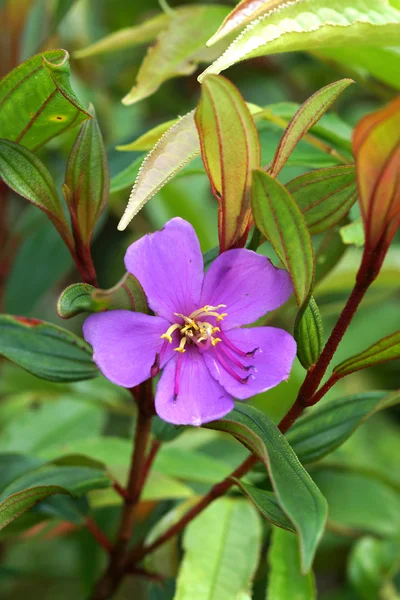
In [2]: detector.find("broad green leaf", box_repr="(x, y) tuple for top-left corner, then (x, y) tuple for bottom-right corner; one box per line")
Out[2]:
(110, 155), (144, 195)
(269, 80), (353, 178)
(0, 139), (74, 249)
(0, 454), (45, 492)
(208, 404), (327, 572)
(154, 447), (232, 485)
(175, 498), (262, 600)
(340, 219), (365, 247)
(287, 165), (357, 234)
(117, 111), (199, 230)
(235, 480), (295, 533)
(117, 119), (178, 152)
(287, 390), (400, 464)
(200, 1), (400, 79)
(314, 228), (347, 286)
(64, 103), (110, 245)
(252, 170), (314, 307)
(152, 415), (184, 443)
(0, 49), (89, 149)
(122, 5), (230, 105)
(348, 537), (400, 600)
(57, 273), (147, 319)
(294, 297), (324, 369)
(333, 331), (400, 378)
(0, 464), (109, 531)
(196, 74), (260, 250)
(0, 315), (98, 382)
(267, 527), (316, 600)
(74, 12), (170, 59)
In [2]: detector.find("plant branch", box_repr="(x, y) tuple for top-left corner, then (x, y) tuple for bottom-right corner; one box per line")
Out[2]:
(86, 517), (113, 553)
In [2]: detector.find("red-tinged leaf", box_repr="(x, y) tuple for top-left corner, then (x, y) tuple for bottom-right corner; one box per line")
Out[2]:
(64, 103), (110, 245)
(353, 96), (400, 256)
(333, 331), (400, 378)
(270, 79), (353, 178)
(196, 74), (260, 251)
(287, 165), (357, 234)
(252, 169), (314, 306)
(208, 0), (281, 45)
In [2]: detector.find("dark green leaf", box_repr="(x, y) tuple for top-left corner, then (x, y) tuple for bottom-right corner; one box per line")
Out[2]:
(64, 103), (110, 245)
(0, 139), (73, 249)
(314, 227), (347, 285)
(252, 170), (314, 306)
(0, 315), (98, 382)
(267, 527), (316, 600)
(294, 297), (324, 369)
(287, 165), (357, 234)
(348, 537), (400, 600)
(57, 273), (147, 319)
(235, 480), (295, 533)
(0, 49), (89, 149)
(287, 390), (400, 464)
(207, 404), (327, 572)
(0, 454), (45, 493)
(110, 156), (143, 194)
(151, 416), (185, 443)
(333, 331), (400, 378)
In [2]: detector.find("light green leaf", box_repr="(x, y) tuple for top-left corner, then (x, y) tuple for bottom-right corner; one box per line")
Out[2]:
(175, 498), (262, 600)
(348, 537), (400, 600)
(287, 165), (357, 234)
(252, 170), (314, 307)
(294, 297), (324, 369)
(269, 80), (353, 177)
(74, 12), (170, 59)
(117, 119), (178, 152)
(0, 315), (98, 383)
(267, 527), (316, 600)
(195, 74), (260, 250)
(208, 404), (327, 572)
(122, 5), (230, 105)
(340, 218), (365, 247)
(154, 447), (232, 484)
(117, 111), (199, 230)
(333, 331), (400, 378)
(235, 480), (295, 533)
(57, 273), (147, 319)
(200, 0), (400, 79)
(0, 139), (74, 250)
(0, 49), (89, 149)
(287, 390), (400, 465)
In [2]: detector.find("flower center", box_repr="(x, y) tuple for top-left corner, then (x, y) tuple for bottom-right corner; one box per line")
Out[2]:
(160, 304), (228, 353)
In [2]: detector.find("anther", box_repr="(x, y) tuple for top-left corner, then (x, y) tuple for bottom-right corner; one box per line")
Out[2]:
(211, 337), (222, 346)
(160, 323), (181, 343)
(174, 337), (187, 353)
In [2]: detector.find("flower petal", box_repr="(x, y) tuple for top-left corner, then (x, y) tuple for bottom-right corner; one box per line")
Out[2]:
(203, 326), (296, 400)
(124, 217), (203, 321)
(155, 347), (234, 426)
(83, 310), (174, 388)
(200, 249), (293, 329)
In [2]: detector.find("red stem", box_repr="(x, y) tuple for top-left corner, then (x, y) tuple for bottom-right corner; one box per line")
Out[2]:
(86, 517), (113, 553)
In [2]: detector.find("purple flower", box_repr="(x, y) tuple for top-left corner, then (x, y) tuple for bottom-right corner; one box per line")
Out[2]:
(83, 218), (296, 426)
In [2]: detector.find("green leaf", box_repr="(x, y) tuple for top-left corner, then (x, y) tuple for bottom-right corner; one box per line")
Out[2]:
(151, 416), (184, 443)
(117, 118), (178, 152)
(0, 139), (74, 249)
(64, 103), (110, 245)
(267, 527), (316, 600)
(333, 331), (400, 378)
(122, 5), (230, 105)
(207, 404), (327, 572)
(252, 170), (314, 307)
(195, 74), (260, 250)
(287, 165), (357, 234)
(235, 480), (295, 533)
(0, 315), (98, 382)
(201, 0), (400, 79)
(0, 454), (45, 492)
(175, 498), (262, 600)
(294, 297), (324, 369)
(314, 227), (347, 285)
(117, 111), (199, 230)
(269, 80), (353, 177)
(74, 12), (170, 59)
(287, 390), (400, 465)
(0, 465), (109, 531)
(110, 155), (144, 195)
(348, 537), (400, 600)
(0, 49), (89, 149)
(154, 447), (232, 485)
(340, 219), (365, 247)
(57, 273), (147, 319)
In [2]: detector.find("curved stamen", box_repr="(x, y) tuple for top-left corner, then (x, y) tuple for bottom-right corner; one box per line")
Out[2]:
(174, 352), (184, 401)
(215, 346), (250, 384)
(174, 337), (187, 353)
(219, 331), (260, 358)
(218, 343), (253, 371)
(161, 323), (181, 343)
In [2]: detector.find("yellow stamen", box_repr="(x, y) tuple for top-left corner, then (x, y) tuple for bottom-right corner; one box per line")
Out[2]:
(174, 337), (187, 353)
(189, 304), (227, 319)
(174, 313), (199, 330)
(160, 323), (181, 343)
(211, 337), (222, 346)
(212, 326), (220, 334)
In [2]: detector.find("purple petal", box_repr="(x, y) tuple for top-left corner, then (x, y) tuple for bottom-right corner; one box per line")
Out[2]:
(124, 218), (203, 321)
(203, 326), (297, 399)
(200, 249), (293, 329)
(83, 310), (174, 388)
(155, 347), (234, 426)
